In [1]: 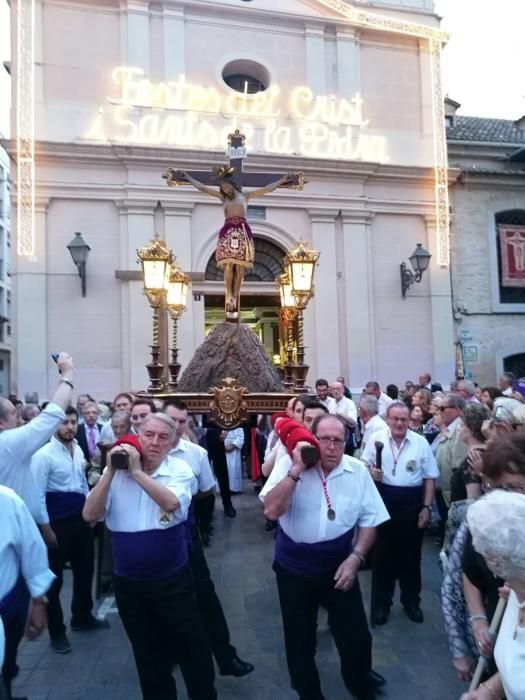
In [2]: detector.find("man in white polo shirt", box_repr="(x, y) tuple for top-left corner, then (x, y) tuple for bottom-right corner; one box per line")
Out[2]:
(261, 414), (389, 700)
(359, 396), (385, 453)
(83, 413), (217, 700)
(360, 401), (438, 626)
(0, 352), (74, 523)
(0, 485), (55, 697)
(163, 399), (254, 679)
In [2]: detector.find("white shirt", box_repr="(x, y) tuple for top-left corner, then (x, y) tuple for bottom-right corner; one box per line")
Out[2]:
(99, 422), (116, 444)
(502, 387), (513, 397)
(494, 589), (525, 700)
(334, 396), (357, 423)
(360, 428), (439, 487)
(95, 455), (196, 533)
(318, 397), (337, 414)
(0, 403), (65, 523)
(361, 414), (386, 450)
(170, 439), (216, 496)
(264, 429), (278, 461)
(259, 454), (389, 543)
(31, 436), (89, 525)
(0, 485), (55, 604)
(378, 392), (394, 418)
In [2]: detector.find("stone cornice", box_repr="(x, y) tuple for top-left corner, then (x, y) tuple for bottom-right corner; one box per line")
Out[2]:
(3, 140), (438, 186)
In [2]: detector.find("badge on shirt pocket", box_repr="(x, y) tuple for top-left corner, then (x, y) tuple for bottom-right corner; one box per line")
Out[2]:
(159, 509), (173, 525)
(406, 460), (416, 473)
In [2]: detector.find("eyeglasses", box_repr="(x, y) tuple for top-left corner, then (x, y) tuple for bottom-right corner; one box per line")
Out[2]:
(438, 406), (452, 412)
(317, 436), (345, 447)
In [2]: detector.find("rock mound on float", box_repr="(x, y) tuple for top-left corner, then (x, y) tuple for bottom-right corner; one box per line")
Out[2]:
(177, 322), (283, 393)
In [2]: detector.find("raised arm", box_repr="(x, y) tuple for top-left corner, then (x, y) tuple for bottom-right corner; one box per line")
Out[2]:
(246, 173), (292, 201)
(170, 169), (223, 200)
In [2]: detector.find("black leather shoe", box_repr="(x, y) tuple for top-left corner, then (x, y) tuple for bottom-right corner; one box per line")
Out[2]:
(224, 505), (237, 518)
(368, 669), (386, 689)
(404, 605), (424, 623)
(372, 608), (389, 626)
(71, 616), (110, 632)
(219, 656), (254, 677)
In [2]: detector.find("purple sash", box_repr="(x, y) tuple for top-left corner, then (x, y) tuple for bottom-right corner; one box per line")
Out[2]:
(275, 526), (355, 578)
(378, 483), (423, 514)
(112, 523), (188, 581)
(0, 575), (30, 624)
(46, 491), (86, 521)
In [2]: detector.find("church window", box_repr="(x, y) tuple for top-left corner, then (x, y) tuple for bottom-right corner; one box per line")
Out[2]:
(222, 60), (270, 94)
(495, 209), (525, 304)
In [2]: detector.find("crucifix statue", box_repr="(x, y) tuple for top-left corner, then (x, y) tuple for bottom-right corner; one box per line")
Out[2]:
(163, 130), (308, 322)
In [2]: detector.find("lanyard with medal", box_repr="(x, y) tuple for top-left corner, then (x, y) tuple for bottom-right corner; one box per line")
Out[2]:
(389, 438), (406, 476)
(316, 467), (336, 520)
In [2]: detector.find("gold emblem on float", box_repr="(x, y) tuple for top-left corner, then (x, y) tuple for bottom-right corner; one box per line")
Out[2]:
(209, 377), (249, 429)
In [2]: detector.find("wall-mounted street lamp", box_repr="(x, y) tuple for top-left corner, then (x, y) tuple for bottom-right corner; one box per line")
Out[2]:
(400, 243), (431, 297)
(67, 232), (91, 297)
(166, 260), (191, 391)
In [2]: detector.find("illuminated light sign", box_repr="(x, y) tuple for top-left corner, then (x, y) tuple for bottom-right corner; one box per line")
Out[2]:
(85, 67), (389, 163)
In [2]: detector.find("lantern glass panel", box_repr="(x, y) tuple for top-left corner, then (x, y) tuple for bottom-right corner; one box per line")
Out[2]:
(143, 260), (168, 291)
(167, 281), (184, 307)
(280, 280), (295, 308)
(290, 261), (313, 293)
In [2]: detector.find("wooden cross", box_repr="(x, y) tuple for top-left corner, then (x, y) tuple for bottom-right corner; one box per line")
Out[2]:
(163, 130), (306, 191)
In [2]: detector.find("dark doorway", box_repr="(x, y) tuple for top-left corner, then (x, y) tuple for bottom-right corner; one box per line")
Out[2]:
(503, 352), (525, 378)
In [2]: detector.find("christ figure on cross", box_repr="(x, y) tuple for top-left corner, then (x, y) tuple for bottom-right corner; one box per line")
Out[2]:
(164, 130), (307, 322)
(170, 167), (293, 317)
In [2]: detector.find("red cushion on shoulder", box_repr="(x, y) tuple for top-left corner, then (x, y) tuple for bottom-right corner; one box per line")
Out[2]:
(113, 434), (142, 455)
(285, 427), (321, 460)
(276, 418), (300, 445)
(270, 411), (288, 428)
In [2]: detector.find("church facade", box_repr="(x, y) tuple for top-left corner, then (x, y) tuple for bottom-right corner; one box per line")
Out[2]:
(8, 0), (454, 398)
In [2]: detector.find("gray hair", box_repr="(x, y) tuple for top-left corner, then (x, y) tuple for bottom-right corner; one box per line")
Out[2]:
(467, 490), (525, 581)
(21, 403), (40, 422)
(386, 401), (410, 417)
(444, 394), (466, 410)
(458, 380), (476, 397)
(24, 392), (39, 404)
(82, 401), (98, 413)
(359, 395), (379, 416)
(365, 381), (380, 392)
(138, 412), (177, 438)
(111, 411), (131, 431)
(0, 398), (12, 422)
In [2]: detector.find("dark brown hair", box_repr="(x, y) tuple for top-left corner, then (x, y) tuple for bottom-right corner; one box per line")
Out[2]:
(482, 432), (525, 479)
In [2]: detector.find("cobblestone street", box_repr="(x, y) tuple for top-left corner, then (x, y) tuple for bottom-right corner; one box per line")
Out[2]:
(14, 485), (465, 700)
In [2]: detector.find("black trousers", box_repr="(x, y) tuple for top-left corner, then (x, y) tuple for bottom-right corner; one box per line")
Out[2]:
(47, 514), (95, 637)
(114, 566), (216, 700)
(274, 563), (372, 700)
(374, 508), (423, 610)
(189, 527), (236, 669)
(1, 607), (27, 698)
(194, 494), (215, 534)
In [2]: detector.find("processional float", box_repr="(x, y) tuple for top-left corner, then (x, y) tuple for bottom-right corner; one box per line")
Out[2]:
(137, 131), (319, 430)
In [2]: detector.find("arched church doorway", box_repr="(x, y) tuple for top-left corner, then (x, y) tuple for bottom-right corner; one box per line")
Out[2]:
(204, 237), (285, 364)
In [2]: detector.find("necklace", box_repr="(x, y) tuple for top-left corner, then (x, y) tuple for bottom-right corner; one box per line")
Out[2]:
(316, 467), (335, 520)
